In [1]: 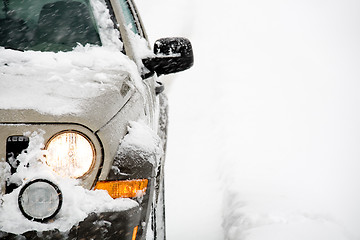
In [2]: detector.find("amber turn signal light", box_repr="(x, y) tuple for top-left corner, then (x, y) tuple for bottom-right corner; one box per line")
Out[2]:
(94, 179), (148, 198)
(132, 226), (138, 240)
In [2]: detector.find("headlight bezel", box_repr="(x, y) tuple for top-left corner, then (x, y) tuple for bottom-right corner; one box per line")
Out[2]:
(18, 178), (63, 223)
(45, 130), (96, 179)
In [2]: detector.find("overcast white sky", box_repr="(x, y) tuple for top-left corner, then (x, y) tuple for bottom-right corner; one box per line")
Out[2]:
(137, 1), (360, 239)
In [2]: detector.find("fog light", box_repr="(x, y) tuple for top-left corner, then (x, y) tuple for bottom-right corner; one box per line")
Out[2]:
(18, 179), (62, 222)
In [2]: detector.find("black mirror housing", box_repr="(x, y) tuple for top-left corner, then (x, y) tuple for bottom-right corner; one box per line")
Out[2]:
(143, 37), (194, 76)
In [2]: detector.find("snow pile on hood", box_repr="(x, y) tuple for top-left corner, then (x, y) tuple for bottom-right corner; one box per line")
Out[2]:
(0, 0), (150, 117)
(0, 46), (143, 116)
(0, 131), (138, 234)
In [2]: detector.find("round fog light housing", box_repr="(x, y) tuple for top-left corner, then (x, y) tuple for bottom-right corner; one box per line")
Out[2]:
(18, 179), (62, 222)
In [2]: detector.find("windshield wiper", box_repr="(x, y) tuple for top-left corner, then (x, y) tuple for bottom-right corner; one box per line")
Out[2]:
(2, 0), (9, 18)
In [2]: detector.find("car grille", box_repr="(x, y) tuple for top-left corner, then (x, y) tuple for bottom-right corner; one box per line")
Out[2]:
(6, 135), (29, 193)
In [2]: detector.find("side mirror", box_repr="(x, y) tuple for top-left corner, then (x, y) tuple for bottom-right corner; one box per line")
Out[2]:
(143, 37), (194, 76)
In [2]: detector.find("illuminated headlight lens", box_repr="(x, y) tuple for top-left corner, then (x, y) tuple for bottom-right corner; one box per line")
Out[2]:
(45, 131), (95, 178)
(18, 179), (62, 222)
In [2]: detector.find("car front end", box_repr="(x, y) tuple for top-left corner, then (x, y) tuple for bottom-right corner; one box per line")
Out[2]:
(0, 0), (193, 239)
(0, 49), (162, 240)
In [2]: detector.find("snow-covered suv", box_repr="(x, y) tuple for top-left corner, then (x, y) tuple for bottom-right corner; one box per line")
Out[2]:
(0, 0), (193, 239)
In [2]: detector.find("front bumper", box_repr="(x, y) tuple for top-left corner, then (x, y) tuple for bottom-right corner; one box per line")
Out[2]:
(0, 120), (160, 240)
(0, 206), (141, 240)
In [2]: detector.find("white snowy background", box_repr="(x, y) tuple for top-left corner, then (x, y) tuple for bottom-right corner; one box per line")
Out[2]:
(136, 0), (360, 240)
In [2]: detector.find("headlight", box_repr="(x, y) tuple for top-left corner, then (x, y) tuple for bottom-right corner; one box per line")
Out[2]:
(45, 131), (95, 178)
(18, 179), (62, 222)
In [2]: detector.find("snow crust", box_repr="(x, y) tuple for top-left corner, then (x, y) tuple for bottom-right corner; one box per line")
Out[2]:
(0, 131), (138, 234)
(118, 121), (163, 166)
(90, 0), (123, 50)
(125, 25), (154, 73)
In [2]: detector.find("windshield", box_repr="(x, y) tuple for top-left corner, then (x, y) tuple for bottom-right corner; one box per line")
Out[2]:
(0, 0), (101, 52)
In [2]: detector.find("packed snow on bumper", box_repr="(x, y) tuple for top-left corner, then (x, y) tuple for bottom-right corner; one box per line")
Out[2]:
(0, 131), (138, 235)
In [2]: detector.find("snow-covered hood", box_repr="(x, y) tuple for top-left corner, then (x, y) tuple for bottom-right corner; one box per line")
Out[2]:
(0, 47), (142, 131)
